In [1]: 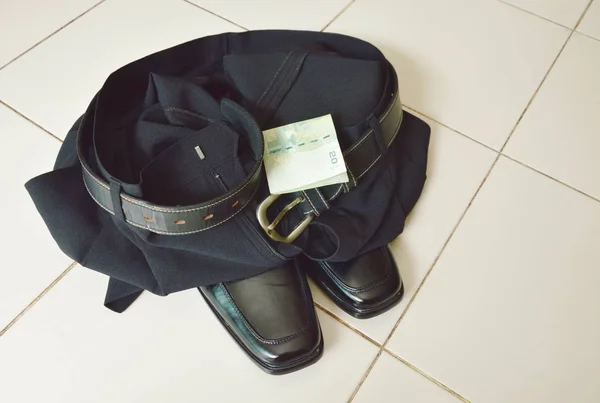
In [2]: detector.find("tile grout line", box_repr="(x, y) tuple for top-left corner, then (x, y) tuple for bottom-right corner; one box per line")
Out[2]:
(349, 83), (546, 398)
(495, 0), (573, 30)
(402, 105), (497, 152)
(401, 105), (599, 207)
(320, 0), (356, 32)
(499, 0), (593, 153)
(314, 302), (382, 347)
(379, 169), (496, 341)
(384, 349), (472, 403)
(577, 30), (600, 43)
(401, 111), (600, 206)
(1, 0), (595, 397)
(344, 151), (502, 399)
(181, 0), (249, 31)
(346, 152), (503, 402)
(0, 100), (63, 143)
(0, 0), (107, 72)
(348, 5), (598, 398)
(499, 33), (580, 153)
(347, 349), (384, 402)
(0, 261), (77, 338)
(500, 154), (600, 204)
(571, 0), (595, 30)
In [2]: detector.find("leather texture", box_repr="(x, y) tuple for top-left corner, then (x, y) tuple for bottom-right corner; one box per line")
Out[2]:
(301, 246), (403, 319)
(198, 260), (323, 374)
(78, 99), (266, 235)
(342, 65), (403, 187)
(25, 29), (431, 317)
(299, 63), (403, 216)
(78, 66), (403, 234)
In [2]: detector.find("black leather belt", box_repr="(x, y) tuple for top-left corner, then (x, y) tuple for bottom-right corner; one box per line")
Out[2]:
(77, 98), (266, 235)
(77, 39), (403, 237)
(301, 67), (403, 216)
(257, 67), (403, 242)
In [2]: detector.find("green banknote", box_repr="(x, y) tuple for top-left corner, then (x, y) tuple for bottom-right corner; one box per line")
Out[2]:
(262, 114), (348, 194)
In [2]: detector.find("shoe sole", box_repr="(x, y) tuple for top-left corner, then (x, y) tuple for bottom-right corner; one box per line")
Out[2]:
(199, 290), (324, 375)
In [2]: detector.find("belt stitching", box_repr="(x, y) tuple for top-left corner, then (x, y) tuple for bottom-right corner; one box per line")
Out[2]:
(124, 184), (260, 236)
(81, 161), (260, 214)
(78, 81), (397, 220)
(301, 190), (320, 217)
(343, 91), (398, 156)
(355, 109), (404, 181)
(327, 184), (344, 202)
(346, 167), (357, 188)
(313, 188), (329, 209)
(82, 174), (114, 216)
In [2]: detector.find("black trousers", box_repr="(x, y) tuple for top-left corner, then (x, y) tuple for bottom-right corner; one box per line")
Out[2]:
(25, 30), (430, 312)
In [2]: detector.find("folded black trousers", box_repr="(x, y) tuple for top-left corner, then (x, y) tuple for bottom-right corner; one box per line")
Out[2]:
(25, 30), (430, 312)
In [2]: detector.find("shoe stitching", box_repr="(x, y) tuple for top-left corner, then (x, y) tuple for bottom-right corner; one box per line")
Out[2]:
(219, 269), (310, 346)
(317, 249), (391, 294)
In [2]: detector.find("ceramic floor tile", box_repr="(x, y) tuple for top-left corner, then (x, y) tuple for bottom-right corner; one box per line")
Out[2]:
(353, 352), (463, 403)
(388, 157), (600, 403)
(578, 0), (600, 41)
(310, 111), (496, 344)
(0, 105), (73, 329)
(505, 33), (600, 200)
(0, 0), (240, 139)
(0, 266), (379, 403)
(187, 0), (351, 30)
(326, 0), (569, 150)
(0, 0), (100, 68)
(500, 0), (589, 27)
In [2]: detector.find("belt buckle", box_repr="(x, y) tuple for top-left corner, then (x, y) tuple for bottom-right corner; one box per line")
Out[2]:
(256, 194), (313, 244)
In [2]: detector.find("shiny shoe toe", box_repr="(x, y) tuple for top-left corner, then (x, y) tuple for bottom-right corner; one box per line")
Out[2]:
(301, 246), (403, 319)
(198, 260), (323, 374)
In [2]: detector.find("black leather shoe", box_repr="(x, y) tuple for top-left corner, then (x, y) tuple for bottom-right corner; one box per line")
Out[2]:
(198, 261), (323, 375)
(300, 246), (403, 319)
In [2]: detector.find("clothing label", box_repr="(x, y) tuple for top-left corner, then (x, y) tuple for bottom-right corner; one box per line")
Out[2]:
(262, 114), (348, 194)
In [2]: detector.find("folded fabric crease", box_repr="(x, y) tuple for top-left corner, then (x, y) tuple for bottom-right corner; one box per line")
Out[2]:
(24, 30), (430, 312)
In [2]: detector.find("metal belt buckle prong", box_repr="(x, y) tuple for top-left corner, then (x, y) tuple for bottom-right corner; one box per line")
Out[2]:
(256, 194), (313, 244)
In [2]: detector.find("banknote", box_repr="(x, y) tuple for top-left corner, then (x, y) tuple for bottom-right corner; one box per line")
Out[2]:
(262, 114), (348, 194)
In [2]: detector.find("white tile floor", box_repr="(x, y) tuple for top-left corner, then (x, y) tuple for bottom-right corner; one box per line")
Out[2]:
(1, 0), (599, 402)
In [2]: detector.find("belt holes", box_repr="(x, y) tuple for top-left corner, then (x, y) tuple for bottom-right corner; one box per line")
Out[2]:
(174, 220), (186, 225)
(143, 216), (153, 222)
(204, 214), (214, 220)
(232, 200), (239, 207)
